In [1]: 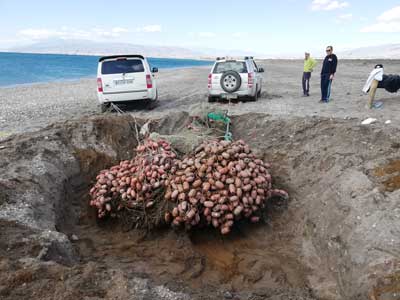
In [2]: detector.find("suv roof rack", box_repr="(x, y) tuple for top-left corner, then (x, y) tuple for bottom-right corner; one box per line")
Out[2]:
(99, 54), (145, 62)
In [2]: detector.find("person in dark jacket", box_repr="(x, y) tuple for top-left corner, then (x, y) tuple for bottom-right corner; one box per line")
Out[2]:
(320, 46), (338, 102)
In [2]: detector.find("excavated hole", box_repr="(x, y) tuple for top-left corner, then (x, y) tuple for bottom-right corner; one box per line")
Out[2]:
(2, 112), (400, 300)
(59, 125), (311, 299)
(25, 113), (315, 300)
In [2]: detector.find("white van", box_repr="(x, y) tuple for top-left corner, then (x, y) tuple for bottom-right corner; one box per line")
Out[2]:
(97, 55), (158, 112)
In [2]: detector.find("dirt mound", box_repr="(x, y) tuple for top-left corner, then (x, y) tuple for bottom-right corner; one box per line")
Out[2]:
(0, 112), (399, 300)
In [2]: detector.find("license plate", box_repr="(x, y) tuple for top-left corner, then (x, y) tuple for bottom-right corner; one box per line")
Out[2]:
(114, 79), (134, 85)
(222, 94), (238, 99)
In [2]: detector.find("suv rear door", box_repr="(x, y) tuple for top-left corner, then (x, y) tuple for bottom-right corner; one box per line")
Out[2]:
(211, 61), (249, 92)
(100, 58), (147, 94)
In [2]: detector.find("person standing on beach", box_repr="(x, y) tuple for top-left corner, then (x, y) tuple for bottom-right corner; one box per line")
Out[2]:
(302, 52), (317, 96)
(320, 46), (338, 102)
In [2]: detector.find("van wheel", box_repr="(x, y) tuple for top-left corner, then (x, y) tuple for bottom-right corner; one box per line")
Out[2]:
(147, 99), (157, 110)
(147, 90), (158, 110)
(100, 103), (110, 113)
(148, 101), (157, 110)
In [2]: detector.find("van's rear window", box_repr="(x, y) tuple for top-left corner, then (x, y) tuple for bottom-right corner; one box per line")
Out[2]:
(213, 62), (247, 74)
(101, 59), (144, 74)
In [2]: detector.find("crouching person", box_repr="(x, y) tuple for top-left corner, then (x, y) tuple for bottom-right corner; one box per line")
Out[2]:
(363, 64), (400, 109)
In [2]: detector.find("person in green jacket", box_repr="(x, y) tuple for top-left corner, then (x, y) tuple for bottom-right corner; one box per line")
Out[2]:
(302, 52), (317, 96)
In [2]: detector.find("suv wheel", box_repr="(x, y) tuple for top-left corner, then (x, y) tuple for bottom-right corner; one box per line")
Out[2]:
(220, 71), (241, 93)
(208, 96), (218, 103)
(249, 86), (259, 102)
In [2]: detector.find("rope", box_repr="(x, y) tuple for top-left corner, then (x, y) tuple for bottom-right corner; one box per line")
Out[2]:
(110, 103), (125, 114)
(108, 103), (141, 145)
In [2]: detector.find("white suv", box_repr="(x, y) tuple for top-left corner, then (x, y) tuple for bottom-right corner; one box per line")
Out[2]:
(97, 55), (158, 112)
(207, 57), (264, 102)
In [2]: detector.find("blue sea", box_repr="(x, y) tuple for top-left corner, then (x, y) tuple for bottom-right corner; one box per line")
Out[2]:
(0, 52), (212, 87)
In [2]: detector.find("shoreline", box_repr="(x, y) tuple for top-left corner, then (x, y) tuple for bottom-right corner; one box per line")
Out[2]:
(0, 65), (211, 89)
(0, 76), (96, 89)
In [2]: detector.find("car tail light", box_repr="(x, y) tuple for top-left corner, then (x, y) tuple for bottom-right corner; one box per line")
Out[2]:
(208, 73), (212, 88)
(146, 74), (153, 88)
(97, 78), (103, 92)
(248, 73), (254, 88)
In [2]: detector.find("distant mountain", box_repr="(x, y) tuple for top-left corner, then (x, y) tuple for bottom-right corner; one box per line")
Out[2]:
(8, 39), (208, 59)
(338, 44), (400, 59)
(7, 39), (400, 59)
(193, 47), (268, 59)
(7, 38), (269, 60)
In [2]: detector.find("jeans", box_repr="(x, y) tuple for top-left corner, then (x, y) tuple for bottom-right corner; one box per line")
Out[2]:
(320, 73), (332, 101)
(302, 72), (311, 95)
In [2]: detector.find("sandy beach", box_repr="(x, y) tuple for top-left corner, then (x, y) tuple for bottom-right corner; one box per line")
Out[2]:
(1, 59), (400, 138)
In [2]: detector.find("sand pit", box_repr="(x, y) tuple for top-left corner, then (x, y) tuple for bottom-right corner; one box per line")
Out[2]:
(0, 112), (399, 300)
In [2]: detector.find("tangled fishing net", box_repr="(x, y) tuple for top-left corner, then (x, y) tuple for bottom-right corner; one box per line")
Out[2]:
(89, 138), (288, 234)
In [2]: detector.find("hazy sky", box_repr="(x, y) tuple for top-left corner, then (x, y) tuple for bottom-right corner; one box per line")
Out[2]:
(0, 0), (399, 55)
